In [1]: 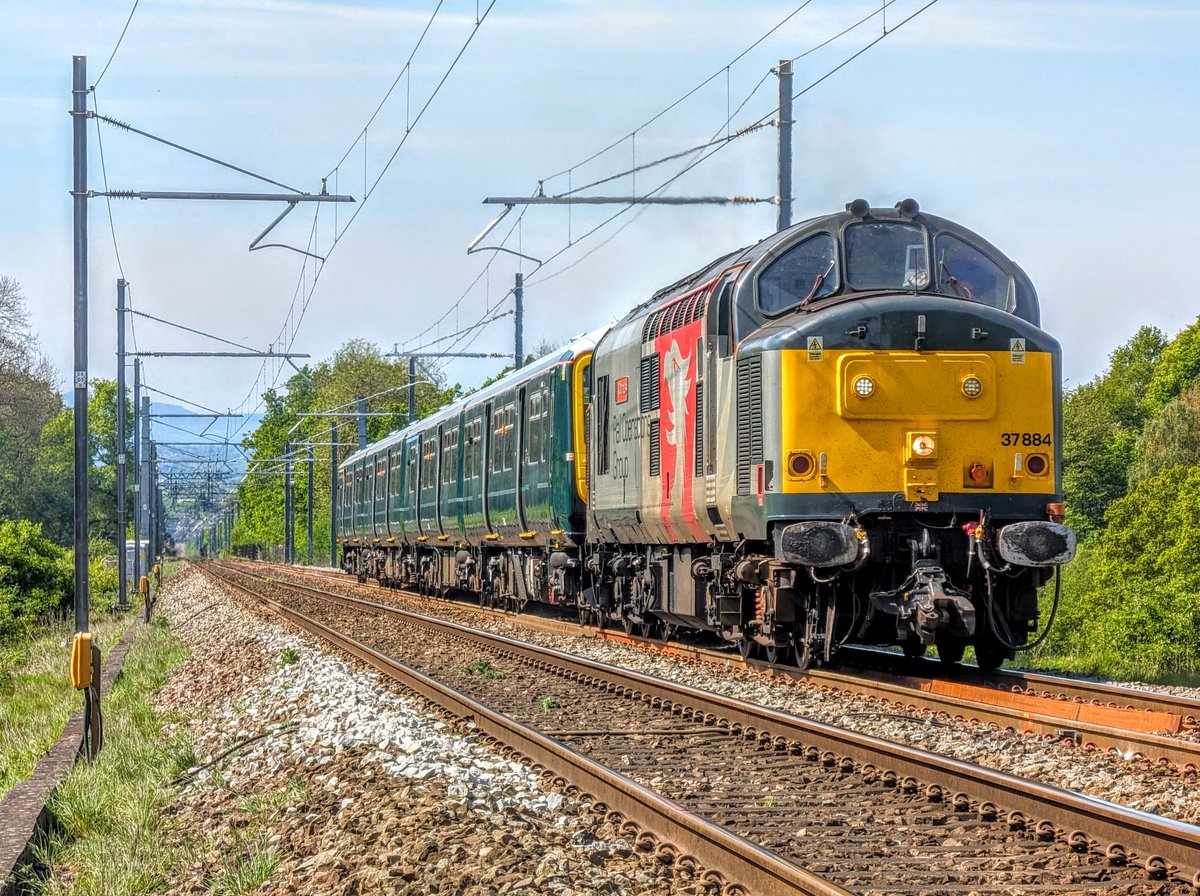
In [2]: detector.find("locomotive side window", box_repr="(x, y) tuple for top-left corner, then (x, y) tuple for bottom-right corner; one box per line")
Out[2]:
(845, 222), (928, 290)
(758, 232), (838, 314)
(934, 233), (1013, 311)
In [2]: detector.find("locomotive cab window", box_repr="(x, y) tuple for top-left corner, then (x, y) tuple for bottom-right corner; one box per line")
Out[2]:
(934, 234), (1014, 311)
(845, 221), (929, 291)
(758, 232), (838, 314)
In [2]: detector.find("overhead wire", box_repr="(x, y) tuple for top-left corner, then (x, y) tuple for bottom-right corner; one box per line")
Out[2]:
(266, 0), (500, 373)
(523, 0), (941, 293)
(93, 0), (140, 89)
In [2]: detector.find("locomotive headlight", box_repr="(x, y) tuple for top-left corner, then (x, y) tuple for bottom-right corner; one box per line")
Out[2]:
(911, 434), (936, 457)
(853, 375), (875, 398)
(961, 376), (983, 398)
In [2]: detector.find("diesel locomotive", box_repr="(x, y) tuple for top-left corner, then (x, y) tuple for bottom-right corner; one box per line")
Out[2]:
(338, 199), (1076, 669)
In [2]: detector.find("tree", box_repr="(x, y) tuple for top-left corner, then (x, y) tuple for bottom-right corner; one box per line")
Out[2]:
(0, 275), (66, 535)
(1144, 315), (1200, 415)
(1128, 382), (1200, 484)
(1060, 327), (1165, 540)
(231, 339), (459, 559)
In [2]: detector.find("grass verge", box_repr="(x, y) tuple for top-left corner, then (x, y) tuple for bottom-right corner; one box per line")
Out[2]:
(16, 615), (195, 895)
(0, 616), (132, 801)
(19, 603), (303, 896)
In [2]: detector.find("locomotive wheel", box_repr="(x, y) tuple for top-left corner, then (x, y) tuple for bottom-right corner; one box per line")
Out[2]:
(974, 638), (1006, 672)
(576, 603), (591, 626)
(736, 638), (755, 660)
(478, 588), (487, 607)
(936, 634), (967, 665)
(763, 643), (781, 665)
(902, 640), (927, 660)
(639, 620), (660, 640)
(792, 638), (813, 671)
(622, 616), (636, 636)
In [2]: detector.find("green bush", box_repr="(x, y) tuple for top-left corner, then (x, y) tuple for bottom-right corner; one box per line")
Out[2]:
(0, 519), (72, 644)
(1032, 466), (1200, 681)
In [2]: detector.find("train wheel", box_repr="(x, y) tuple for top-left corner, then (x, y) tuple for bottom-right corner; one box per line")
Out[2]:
(936, 634), (967, 666)
(974, 638), (1006, 672)
(622, 616), (636, 636)
(577, 603), (591, 626)
(639, 620), (660, 640)
(792, 637), (813, 671)
(736, 638), (755, 660)
(763, 643), (781, 665)
(902, 640), (927, 660)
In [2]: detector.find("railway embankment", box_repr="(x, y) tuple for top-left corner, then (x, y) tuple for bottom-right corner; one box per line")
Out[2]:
(17, 562), (695, 895)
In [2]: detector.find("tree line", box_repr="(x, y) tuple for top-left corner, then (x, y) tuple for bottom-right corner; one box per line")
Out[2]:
(1032, 317), (1200, 680)
(0, 277), (128, 643)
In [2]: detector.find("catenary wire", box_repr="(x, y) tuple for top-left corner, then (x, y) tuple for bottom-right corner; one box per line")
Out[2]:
(92, 0), (140, 89)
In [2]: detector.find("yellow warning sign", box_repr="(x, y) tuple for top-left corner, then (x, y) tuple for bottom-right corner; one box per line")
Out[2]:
(1010, 338), (1026, 364)
(807, 336), (824, 361)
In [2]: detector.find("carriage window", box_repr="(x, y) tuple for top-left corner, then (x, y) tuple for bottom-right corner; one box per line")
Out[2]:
(464, 420), (479, 481)
(934, 234), (1013, 311)
(421, 439), (437, 490)
(528, 391), (546, 464)
(845, 222), (928, 290)
(758, 233), (838, 314)
(441, 428), (458, 484)
(492, 404), (515, 473)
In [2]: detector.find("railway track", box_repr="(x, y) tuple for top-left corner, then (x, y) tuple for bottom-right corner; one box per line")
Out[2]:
(260, 561), (1200, 772)
(205, 561), (1200, 895)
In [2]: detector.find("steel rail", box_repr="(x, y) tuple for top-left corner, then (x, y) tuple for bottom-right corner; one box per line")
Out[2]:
(259, 561), (1200, 770)
(210, 567), (849, 896)
(215, 563), (1200, 888)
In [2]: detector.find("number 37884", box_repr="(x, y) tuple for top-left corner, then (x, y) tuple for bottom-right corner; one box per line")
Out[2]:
(1000, 432), (1052, 447)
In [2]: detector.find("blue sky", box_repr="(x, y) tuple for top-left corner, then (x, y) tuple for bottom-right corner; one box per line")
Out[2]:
(3, 0), (1199, 427)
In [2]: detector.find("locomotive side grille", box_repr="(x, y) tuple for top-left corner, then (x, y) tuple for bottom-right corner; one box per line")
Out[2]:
(694, 381), (704, 478)
(596, 375), (610, 475)
(736, 356), (763, 495)
(649, 419), (661, 477)
(640, 354), (660, 412)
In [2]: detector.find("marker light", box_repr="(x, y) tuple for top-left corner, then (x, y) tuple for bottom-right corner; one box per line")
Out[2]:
(969, 462), (988, 483)
(854, 376), (875, 398)
(911, 434), (936, 457)
(788, 451), (815, 478)
(962, 376), (983, 398)
(1026, 453), (1049, 476)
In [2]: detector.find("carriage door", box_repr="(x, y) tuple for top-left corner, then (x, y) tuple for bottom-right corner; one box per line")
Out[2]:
(482, 402), (494, 533)
(516, 386), (529, 532)
(434, 424), (444, 535)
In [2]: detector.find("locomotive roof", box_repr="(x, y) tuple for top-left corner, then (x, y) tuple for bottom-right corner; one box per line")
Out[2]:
(609, 199), (1037, 330)
(340, 325), (607, 470)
